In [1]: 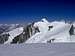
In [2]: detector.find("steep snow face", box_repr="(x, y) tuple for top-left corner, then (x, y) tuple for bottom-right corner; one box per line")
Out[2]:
(4, 27), (23, 44)
(26, 19), (72, 43)
(34, 22), (48, 32)
(41, 18), (50, 24)
(33, 18), (50, 32)
(42, 25), (71, 43)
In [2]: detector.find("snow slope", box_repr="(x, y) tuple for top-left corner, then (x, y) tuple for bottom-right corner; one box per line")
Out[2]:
(0, 44), (75, 56)
(4, 27), (23, 44)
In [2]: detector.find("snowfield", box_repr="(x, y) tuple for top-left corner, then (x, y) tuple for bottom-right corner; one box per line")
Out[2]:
(0, 43), (75, 56)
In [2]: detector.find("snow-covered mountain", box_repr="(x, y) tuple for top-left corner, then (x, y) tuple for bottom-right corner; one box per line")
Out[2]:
(0, 18), (75, 44)
(26, 18), (72, 43)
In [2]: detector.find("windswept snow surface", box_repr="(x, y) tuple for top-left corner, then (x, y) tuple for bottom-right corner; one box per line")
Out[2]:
(0, 43), (75, 56)
(4, 27), (23, 44)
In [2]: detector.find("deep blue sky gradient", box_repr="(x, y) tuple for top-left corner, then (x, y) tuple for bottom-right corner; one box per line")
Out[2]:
(0, 0), (75, 23)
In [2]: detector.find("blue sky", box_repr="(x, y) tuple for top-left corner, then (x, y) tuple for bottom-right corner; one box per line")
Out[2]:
(0, 0), (75, 24)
